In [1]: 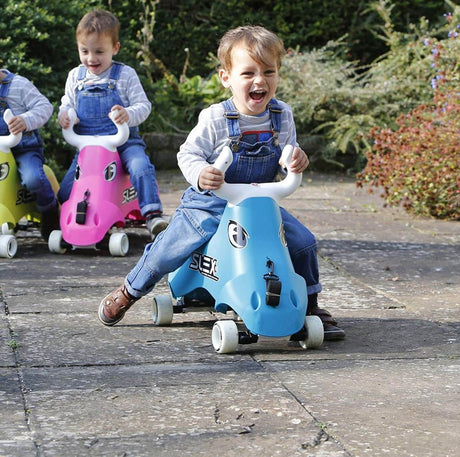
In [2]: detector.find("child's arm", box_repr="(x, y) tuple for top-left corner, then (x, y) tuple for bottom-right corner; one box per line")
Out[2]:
(58, 69), (79, 129)
(117, 66), (151, 126)
(8, 75), (53, 132)
(178, 105), (227, 191)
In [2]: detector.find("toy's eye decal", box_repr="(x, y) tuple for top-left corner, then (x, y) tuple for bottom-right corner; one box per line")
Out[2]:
(228, 220), (249, 248)
(75, 164), (81, 181)
(0, 162), (9, 181)
(104, 162), (117, 181)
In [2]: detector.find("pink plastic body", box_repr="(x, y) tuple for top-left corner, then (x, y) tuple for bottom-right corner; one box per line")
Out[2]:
(60, 145), (142, 247)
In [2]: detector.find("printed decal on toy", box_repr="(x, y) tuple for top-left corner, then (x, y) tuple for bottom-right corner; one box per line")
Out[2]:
(189, 252), (219, 281)
(0, 162), (9, 181)
(16, 187), (35, 205)
(279, 223), (287, 247)
(104, 162), (117, 181)
(122, 186), (137, 205)
(227, 219), (249, 249)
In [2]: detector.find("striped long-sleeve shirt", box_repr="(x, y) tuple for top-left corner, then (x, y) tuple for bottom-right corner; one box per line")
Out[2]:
(0, 70), (53, 132)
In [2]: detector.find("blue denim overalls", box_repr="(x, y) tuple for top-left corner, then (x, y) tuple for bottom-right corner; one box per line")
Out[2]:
(0, 71), (56, 212)
(126, 98), (321, 298)
(57, 63), (162, 216)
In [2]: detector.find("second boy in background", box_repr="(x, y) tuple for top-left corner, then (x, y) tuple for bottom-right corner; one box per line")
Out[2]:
(57, 9), (168, 239)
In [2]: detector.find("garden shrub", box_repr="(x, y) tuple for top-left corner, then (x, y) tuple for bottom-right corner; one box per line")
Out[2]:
(356, 8), (459, 220)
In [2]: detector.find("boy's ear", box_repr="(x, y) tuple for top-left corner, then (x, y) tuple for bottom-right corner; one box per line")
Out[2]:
(219, 68), (231, 88)
(113, 41), (121, 55)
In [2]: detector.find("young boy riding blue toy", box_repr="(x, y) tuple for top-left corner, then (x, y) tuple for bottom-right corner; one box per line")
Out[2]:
(98, 25), (345, 346)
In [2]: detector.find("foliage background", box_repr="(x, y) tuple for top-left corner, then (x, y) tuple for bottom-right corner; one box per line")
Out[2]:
(1, 0), (458, 218)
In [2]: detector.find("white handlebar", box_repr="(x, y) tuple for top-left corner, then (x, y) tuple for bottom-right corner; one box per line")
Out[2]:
(213, 145), (302, 205)
(0, 109), (22, 150)
(62, 108), (130, 151)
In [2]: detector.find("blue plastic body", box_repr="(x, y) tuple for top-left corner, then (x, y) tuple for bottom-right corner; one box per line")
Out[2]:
(168, 196), (307, 338)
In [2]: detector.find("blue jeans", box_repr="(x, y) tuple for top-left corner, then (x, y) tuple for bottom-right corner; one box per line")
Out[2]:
(15, 150), (57, 212)
(57, 139), (162, 216)
(125, 188), (321, 298)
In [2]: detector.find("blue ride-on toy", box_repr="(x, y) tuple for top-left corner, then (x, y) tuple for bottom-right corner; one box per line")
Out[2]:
(151, 145), (324, 354)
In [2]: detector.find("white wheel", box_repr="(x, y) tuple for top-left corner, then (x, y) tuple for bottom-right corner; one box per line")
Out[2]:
(48, 229), (66, 254)
(152, 295), (174, 325)
(212, 320), (239, 354)
(109, 232), (129, 256)
(299, 315), (324, 349)
(0, 235), (18, 258)
(1, 222), (14, 235)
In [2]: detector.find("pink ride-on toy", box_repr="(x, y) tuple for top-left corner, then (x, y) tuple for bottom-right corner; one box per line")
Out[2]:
(0, 109), (59, 258)
(48, 108), (143, 256)
(152, 145), (324, 354)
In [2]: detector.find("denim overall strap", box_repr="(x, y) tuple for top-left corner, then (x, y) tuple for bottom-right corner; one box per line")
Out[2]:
(222, 99), (241, 152)
(267, 99), (282, 147)
(76, 65), (87, 90)
(107, 61), (123, 89)
(0, 71), (14, 134)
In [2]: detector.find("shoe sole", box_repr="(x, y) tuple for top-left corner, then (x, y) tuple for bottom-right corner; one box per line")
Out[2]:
(98, 301), (124, 327)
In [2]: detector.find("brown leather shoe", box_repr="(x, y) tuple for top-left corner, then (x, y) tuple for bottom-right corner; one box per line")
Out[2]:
(98, 285), (138, 326)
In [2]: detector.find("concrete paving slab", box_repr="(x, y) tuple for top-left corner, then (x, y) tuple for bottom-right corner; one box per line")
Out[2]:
(266, 358), (460, 457)
(0, 171), (459, 456)
(23, 363), (347, 457)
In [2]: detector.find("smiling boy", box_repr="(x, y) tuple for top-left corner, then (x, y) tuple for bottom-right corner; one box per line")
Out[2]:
(57, 9), (168, 239)
(98, 25), (345, 341)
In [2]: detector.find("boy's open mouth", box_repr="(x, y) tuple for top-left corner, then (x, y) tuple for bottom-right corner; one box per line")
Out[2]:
(250, 90), (266, 101)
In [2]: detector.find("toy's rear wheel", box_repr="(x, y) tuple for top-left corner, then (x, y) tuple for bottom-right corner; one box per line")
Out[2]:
(152, 295), (174, 325)
(109, 232), (129, 256)
(212, 320), (239, 354)
(48, 230), (66, 254)
(0, 235), (18, 258)
(299, 315), (324, 349)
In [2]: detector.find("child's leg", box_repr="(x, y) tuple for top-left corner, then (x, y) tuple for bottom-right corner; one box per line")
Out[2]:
(119, 144), (162, 216)
(15, 150), (59, 240)
(281, 208), (345, 340)
(57, 154), (79, 204)
(99, 190), (226, 326)
(120, 143), (168, 239)
(15, 150), (56, 211)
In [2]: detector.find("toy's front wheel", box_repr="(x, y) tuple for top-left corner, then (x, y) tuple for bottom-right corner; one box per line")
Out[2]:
(109, 232), (129, 256)
(152, 295), (174, 325)
(0, 235), (18, 258)
(212, 320), (239, 354)
(48, 230), (66, 254)
(299, 315), (324, 349)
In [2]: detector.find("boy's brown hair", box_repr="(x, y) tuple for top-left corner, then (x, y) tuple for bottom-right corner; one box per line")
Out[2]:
(76, 9), (120, 45)
(217, 26), (285, 71)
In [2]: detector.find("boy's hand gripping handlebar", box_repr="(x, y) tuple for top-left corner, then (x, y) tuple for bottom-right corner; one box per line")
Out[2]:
(0, 109), (22, 150)
(62, 108), (130, 151)
(212, 144), (302, 205)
